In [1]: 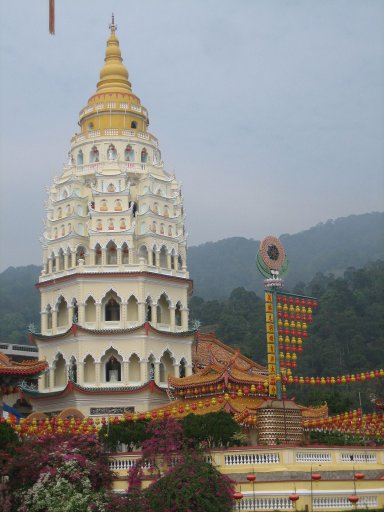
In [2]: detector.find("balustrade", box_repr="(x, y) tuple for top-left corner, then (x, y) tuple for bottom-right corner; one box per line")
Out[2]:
(296, 451), (332, 463)
(224, 452), (280, 465)
(340, 452), (377, 463)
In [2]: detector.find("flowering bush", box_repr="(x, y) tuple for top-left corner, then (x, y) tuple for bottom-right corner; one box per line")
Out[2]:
(19, 458), (110, 512)
(144, 451), (235, 512)
(2, 434), (117, 511)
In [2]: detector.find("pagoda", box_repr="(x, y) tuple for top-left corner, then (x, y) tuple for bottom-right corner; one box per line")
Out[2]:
(25, 18), (194, 416)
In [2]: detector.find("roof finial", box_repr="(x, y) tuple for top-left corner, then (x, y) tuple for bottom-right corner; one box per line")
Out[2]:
(109, 13), (117, 33)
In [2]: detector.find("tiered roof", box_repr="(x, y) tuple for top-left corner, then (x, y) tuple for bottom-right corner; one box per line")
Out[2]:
(0, 353), (48, 377)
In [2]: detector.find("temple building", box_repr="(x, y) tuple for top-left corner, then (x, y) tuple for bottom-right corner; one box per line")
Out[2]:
(25, 18), (195, 416)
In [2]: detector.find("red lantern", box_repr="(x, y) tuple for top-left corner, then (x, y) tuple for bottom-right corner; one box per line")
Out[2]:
(348, 496), (359, 504)
(354, 473), (365, 480)
(312, 473), (321, 480)
(289, 494), (300, 502)
(233, 491), (243, 501)
(247, 474), (256, 482)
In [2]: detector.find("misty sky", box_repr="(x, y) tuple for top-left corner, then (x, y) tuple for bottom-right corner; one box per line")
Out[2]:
(0, 0), (383, 271)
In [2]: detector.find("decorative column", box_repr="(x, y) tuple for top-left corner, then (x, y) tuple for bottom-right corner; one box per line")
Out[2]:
(89, 249), (96, 265)
(181, 307), (189, 330)
(169, 306), (176, 331)
(95, 301), (102, 328)
(128, 248), (134, 265)
(155, 250), (160, 267)
(52, 309), (58, 334)
(101, 248), (107, 266)
(121, 300), (127, 328)
(41, 311), (48, 333)
(78, 302), (85, 325)
(151, 303), (157, 324)
(71, 249), (77, 268)
(48, 257), (53, 274)
(140, 359), (148, 383)
(64, 252), (69, 269)
(166, 252), (172, 269)
(117, 247), (122, 265)
(137, 301), (146, 324)
(123, 361), (129, 385)
(154, 361), (161, 384)
(49, 367), (55, 390)
(67, 305), (74, 327)
(95, 362), (101, 385)
(77, 362), (84, 385)
(172, 254), (178, 271)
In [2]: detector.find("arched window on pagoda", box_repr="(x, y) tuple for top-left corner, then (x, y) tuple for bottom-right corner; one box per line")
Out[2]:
(95, 244), (102, 265)
(69, 356), (77, 383)
(53, 354), (66, 388)
(85, 296), (96, 323)
(175, 302), (182, 327)
(138, 245), (148, 264)
(102, 349), (122, 382)
(131, 121), (137, 129)
(104, 292), (120, 322)
(179, 358), (187, 378)
(122, 242), (129, 264)
(76, 245), (86, 265)
(145, 297), (152, 322)
(71, 299), (78, 324)
(141, 148), (148, 163)
(148, 354), (156, 381)
(107, 144), (117, 160)
(127, 295), (138, 322)
(151, 247), (156, 266)
(159, 246), (167, 268)
(106, 355), (121, 382)
(106, 241), (117, 264)
(90, 145), (99, 163)
(157, 293), (170, 325)
(77, 150), (83, 165)
(171, 249), (176, 270)
(46, 305), (53, 330)
(57, 296), (68, 328)
(83, 354), (95, 383)
(58, 248), (64, 271)
(129, 353), (140, 382)
(160, 350), (174, 382)
(124, 144), (134, 161)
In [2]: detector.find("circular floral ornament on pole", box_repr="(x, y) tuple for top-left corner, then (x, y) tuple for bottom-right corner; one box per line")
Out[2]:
(260, 236), (286, 271)
(256, 235), (288, 287)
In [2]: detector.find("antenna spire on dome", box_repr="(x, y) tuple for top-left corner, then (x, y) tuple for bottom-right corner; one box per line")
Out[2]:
(109, 13), (117, 33)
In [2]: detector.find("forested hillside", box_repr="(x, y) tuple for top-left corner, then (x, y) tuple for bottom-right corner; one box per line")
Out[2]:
(189, 212), (384, 299)
(0, 265), (40, 344)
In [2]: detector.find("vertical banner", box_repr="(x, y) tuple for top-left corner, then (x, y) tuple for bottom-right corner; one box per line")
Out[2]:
(265, 291), (281, 398)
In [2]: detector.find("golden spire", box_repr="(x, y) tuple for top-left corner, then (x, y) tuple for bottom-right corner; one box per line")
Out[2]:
(96, 14), (132, 94)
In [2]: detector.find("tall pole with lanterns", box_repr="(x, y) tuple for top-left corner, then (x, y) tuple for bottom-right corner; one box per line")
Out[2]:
(256, 236), (288, 400)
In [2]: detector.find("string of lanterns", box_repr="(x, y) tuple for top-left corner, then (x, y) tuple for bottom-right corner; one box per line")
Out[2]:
(276, 294), (318, 369)
(283, 368), (384, 385)
(303, 409), (384, 437)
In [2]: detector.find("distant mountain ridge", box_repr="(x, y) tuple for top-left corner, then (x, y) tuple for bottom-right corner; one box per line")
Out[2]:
(0, 212), (383, 343)
(188, 212), (384, 298)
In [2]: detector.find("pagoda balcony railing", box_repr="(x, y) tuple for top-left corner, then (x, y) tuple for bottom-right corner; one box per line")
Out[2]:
(39, 264), (189, 282)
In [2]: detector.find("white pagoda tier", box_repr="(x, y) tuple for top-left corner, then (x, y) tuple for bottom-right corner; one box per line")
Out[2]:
(27, 18), (195, 416)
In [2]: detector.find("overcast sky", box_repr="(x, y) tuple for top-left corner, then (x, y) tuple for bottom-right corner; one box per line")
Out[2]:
(0, 0), (383, 270)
